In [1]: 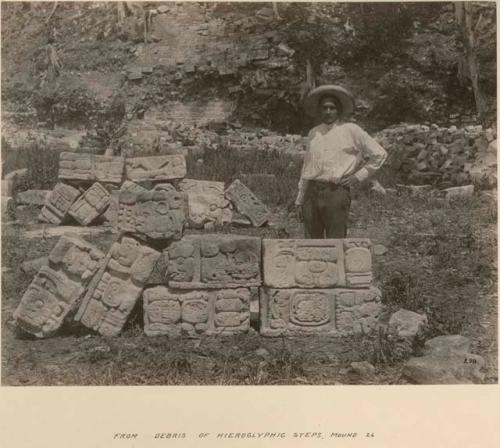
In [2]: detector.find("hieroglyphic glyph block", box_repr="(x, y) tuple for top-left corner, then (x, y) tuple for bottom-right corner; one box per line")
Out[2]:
(165, 234), (261, 289)
(224, 179), (270, 227)
(125, 155), (186, 182)
(263, 239), (345, 288)
(75, 237), (160, 336)
(344, 239), (373, 288)
(118, 190), (187, 239)
(259, 287), (381, 336)
(13, 235), (104, 337)
(143, 286), (251, 336)
(59, 152), (124, 184)
(68, 182), (110, 225)
(39, 182), (81, 224)
(178, 179), (232, 229)
(104, 181), (149, 228)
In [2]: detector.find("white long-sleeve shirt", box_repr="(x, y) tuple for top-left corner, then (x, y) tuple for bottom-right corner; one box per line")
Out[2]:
(295, 121), (387, 205)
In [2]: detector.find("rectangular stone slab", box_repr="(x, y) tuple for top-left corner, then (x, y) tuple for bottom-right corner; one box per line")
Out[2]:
(13, 235), (104, 338)
(165, 234), (261, 289)
(118, 190), (187, 240)
(75, 237), (161, 336)
(259, 287), (381, 337)
(262, 239), (372, 289)
(59, 152), (124, 184)
(178, 179), (232, 228)
(143, 286), (252, 337)
(68, 182), (110, 225)
(38, 182), (80, 224)
(224, 179), (270, 227)
(125, 155), (186, 182)
(103, 181), (149, 228)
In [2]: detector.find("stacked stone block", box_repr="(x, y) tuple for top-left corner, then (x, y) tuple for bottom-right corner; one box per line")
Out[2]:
(260, 239), (381, 337)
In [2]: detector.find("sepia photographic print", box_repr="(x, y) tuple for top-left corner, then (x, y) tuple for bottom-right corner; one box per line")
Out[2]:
(0, 0), (497, 398)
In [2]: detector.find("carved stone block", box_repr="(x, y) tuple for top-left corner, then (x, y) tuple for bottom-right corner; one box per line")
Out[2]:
(225, 179), (270, 227)
(68, 182), (110, 225)
(75, 237), (161, 336)
(125, 155), (186, 182)
(143, 286), (251, 336)
(118, 190), (187, 239)
(59, 152), (124, 184)
(260, 287), (381, 337)
(39, 182), (80, 224)
(104, 182), (149, 228)
(166, 234), (261, 289)
(178, 179), (232, 228)
(344, 239), (373, 288)
(14, 235), (104, 337)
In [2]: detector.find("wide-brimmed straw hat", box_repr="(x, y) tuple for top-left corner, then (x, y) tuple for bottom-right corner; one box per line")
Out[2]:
(303, 85), (355, 118)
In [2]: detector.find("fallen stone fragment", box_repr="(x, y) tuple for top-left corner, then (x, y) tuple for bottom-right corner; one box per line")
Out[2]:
(166, 234), (261, 289)
(388, 309), (427, 338)
(38, 183), (81, 225)
(68, 182), (110, 225)
(396, 184), (432, 196)
(13, 235), (105, 338)
(59, 152), (124, 185)
(2, 169), (28, 197)
(143, 286), (251, 337)
(24, 226), (111, 240)
(125, 155), (186, 182)
(75, 237), (161, 336)
(348, 361), (375, 380)
(444, 184), (474, 200)
(370, 180), (386, 195)
(178, 179), (231, 228)
(260, 287), (382, 337)
(1, 196), (16, 221)
(402, 335), (485, 384)
(225, 179), (270, 227)
(16, 190), (51, 206)
(20, 256), (49, 275)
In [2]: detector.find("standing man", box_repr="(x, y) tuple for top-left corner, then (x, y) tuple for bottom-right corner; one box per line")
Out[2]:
(295, 85), (387, 238)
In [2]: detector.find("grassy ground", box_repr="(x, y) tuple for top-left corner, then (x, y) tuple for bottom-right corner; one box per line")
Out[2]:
(2, 187), (497, 385)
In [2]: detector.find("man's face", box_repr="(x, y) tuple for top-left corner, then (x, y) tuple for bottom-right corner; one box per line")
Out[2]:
(319, 97), (339, 125)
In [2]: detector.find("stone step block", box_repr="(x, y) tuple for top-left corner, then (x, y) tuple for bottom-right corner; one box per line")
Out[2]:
(260, 286), (382, 337)
(262, 238), (372, 289)
(38, 183), (81, 225)
(125, 155), (186, 182)
(104, 181), (149, 228)
(118, 189), (187, 240)
(58, 152), (124, 185)
(68, 182), (110, 225)
(178, 178), (232, 229)
(143, 286), (252, 336)
(225, 179), (270, 227)
(75, 237), (161, 336)
(13, 235), (105, 337)
(165, 234), (261, 289)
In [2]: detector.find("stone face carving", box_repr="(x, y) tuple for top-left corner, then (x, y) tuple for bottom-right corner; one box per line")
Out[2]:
(263, 239), (372, 289)
(125, 155), (186, 182)
(68, 182), (110, 225)
(59, 152), (124, 184)
(143, 286), (251, 336)
(118, 190), (187, 239)
(178, 179), (232, 229)
(225, 179), (270, 227)
(13, 235), (104, 337)
(75, 237), (161, 336)
(165, 234), (261, 289)
(260, 287), (381, 336)
(39, 183), (81, 224)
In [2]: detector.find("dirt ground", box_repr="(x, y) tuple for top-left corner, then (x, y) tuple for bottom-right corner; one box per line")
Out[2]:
(2, 190), (496, 386)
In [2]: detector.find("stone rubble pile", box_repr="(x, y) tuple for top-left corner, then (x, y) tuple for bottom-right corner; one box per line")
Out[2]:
(375, 124), (497, 188)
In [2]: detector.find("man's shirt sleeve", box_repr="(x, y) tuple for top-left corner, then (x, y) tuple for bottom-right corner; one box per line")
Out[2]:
(350, 124), (387, 182)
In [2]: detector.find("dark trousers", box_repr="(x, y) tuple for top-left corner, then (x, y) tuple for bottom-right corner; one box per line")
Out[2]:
(303, 181), (351, 238)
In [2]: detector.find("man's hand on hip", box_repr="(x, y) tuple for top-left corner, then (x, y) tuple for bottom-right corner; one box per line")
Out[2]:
(340, 175), (359, 187)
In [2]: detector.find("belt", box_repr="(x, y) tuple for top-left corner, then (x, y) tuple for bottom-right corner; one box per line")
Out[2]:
(309, 180), (343, 190)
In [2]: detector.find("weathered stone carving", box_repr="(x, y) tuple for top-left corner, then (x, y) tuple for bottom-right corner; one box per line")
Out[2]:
(68, 182), (110, 225)
(118, 190), (187, 239)
(75, 237), (160, 336)
(59, 152), (124, 184)
(104, 181), (149, 228)
(343, 239), (372, 288)
(260, 287), (381, 336)
(39, 182), (81, 224)
(225, 179), (270, 227)
(14, 235), (104, 337)
(143, 286), (251, 336)
(125, 155), (186, 182)
(178, 179), (232, 229)
(166, 234), (261, 289)
(263, 239), (345, 288)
